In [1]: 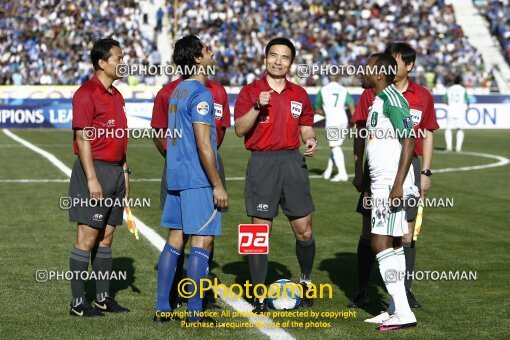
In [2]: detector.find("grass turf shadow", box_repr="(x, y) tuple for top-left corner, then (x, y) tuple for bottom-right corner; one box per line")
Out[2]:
(84, 256), (141, 302)
(319, 252), (387, 316)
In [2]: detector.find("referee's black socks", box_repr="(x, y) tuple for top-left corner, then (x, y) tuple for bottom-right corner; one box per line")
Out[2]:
(91, 246), (112, 302)
(356, 236), (375, 292)
(403, 241), (416, 291)
(248, 254), (268, 298)
(69, 247), (90, 307)
(296, 237), (315, 283)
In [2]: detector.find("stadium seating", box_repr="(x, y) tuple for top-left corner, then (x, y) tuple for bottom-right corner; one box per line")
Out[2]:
(176, 0), (495, 89)
(477, 1), (510, 65)
(0, 0), (153, 85)
(0, 0), (501, 89)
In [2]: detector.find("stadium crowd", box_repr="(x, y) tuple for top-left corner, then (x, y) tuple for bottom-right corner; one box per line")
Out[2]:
(0, 0), (154, 86)
(0, 0), (500, 89)
(480, 0), (510, 64)
(170, 0), (495, 89)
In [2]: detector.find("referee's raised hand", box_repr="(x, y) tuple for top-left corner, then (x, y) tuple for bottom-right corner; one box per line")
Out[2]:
(258, 90), (274, 106)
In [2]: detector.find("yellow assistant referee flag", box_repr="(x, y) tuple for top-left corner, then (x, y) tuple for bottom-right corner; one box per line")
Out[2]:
(124, 206), (139, 240)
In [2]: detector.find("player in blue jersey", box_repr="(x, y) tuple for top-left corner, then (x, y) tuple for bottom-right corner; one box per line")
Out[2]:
(153, 35), (227, 325)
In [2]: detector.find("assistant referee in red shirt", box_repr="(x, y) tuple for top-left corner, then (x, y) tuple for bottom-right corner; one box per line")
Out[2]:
(349, 43), (439, 309)
(234, 37), (318, 313)
(68, 38), (130, 317)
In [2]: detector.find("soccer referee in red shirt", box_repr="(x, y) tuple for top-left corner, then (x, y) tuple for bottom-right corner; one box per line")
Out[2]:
(350, 42), (439, 309)
(234, 37), (318, 313)
(68, 38), (130, 317)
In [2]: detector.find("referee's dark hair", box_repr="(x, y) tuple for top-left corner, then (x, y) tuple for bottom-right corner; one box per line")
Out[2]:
(265, 37), (296, 62)
(173, 35), (204, 79)
(371, 53), (398, 84)
(91, 38), (120, 71)
(384, 42), (416, 68)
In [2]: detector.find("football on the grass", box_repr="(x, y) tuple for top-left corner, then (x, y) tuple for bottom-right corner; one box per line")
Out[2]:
(267, 279), (301, 310)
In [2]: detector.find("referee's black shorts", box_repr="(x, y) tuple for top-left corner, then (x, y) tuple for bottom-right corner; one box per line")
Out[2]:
(356, 156), (421, 222)
(68, 158), (125, 229)
(245, 149), (314, 219)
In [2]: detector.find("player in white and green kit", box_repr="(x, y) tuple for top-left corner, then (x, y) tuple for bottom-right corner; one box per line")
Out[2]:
(314, 74), (355, 182)
(366, 83), (419, 237)
(444, 75), (469, 152)
(360, 53), (418, 331)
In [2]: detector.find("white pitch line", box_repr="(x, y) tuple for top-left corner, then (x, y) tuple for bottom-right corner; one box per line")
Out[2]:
(3, 129), (71, 177)
(0, 179), (70, 183)
(217, 288), (296, 340)
(432, 150), (510, 173)
(3, 150), (509, 184)
(2, 128), (295, 340)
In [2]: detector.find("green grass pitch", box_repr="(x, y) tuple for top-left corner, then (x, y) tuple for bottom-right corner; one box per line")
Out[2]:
(0, 129), (509, 339)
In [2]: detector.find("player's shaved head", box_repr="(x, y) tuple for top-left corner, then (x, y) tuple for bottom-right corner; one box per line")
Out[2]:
(372, 53), (398, 84)
(361, 53), (397, 91)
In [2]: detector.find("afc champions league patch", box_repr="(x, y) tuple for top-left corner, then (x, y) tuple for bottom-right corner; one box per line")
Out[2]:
(290, 101), (302, 118)
(403, 116), (412, 128)
(214, 103), (223, 120)
(197, 101), (210, 115)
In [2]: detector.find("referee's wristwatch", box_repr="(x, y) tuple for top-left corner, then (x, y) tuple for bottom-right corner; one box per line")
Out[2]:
(253, 101), (262, 111)
(420, 169), (432, 176)
(123, 168), (132, 174)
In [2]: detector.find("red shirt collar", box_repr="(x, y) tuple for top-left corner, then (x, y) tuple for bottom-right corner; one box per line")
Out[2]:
(261, 74), (292, 92)
(91, 74), (117, 95)
(403, 77), (416, 94)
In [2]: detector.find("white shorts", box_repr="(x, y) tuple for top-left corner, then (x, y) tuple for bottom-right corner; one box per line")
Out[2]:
(446, 117), (461, 129)
(370, 187), (409, 237)
(326, 124), (346, 147)
(446, 109), (464, 129)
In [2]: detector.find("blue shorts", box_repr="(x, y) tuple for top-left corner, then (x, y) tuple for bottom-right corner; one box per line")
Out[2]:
(161, 187), (222, 236)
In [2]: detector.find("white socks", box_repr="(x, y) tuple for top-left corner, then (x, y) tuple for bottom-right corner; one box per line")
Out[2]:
(331, 146), (346, 175)
(445, 129), (453, 151)
(324, 156), (333, 178)
(456, 130), (464, 152)
(445, 129), (464, 152)
(376, 248), (412, 316)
